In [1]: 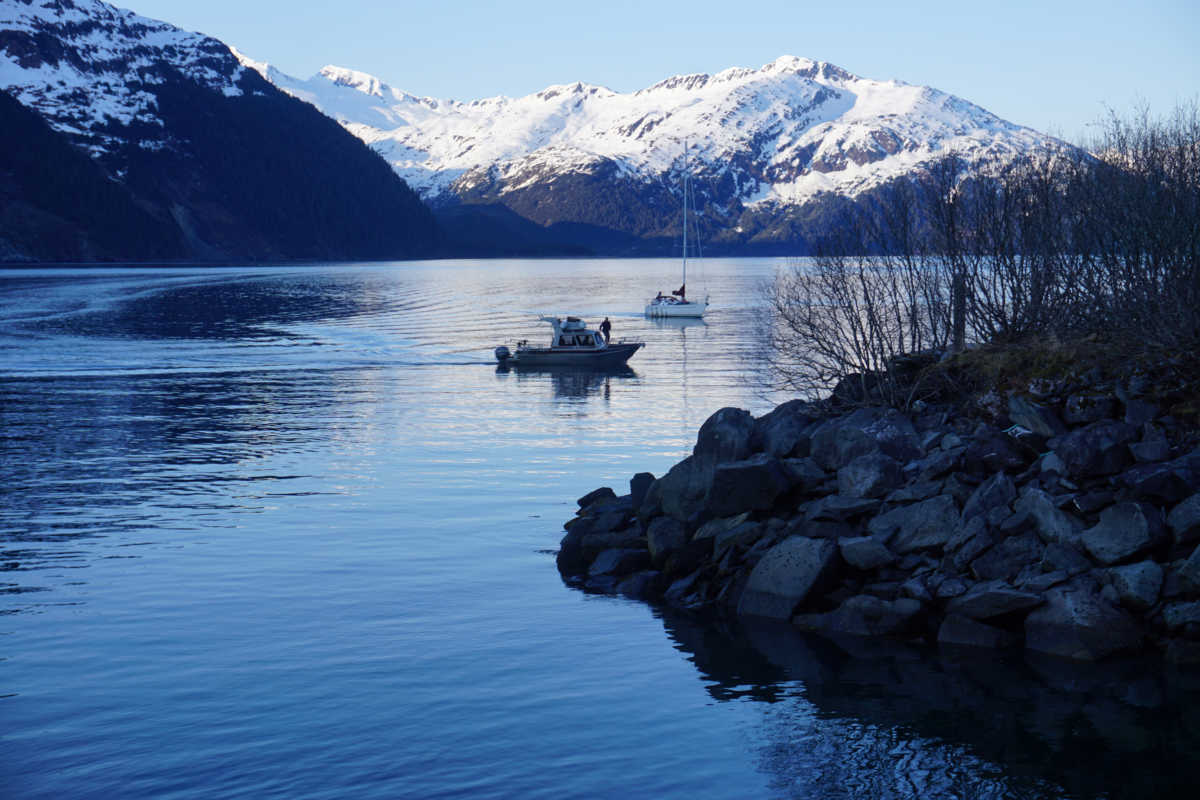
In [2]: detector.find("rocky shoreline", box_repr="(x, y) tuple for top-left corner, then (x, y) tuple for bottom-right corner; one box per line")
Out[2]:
(557, 380), (1200, 663)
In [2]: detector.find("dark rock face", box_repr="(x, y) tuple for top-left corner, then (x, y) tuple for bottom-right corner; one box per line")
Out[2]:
(1008, 396), (1067, 437)
(1168, 492), (1200, 545)
(839, 536), (896, 570)
(750, 399), (815, 458)
(1024, 586), (1143, 661)
(1080, 503), (1166, 566)
(629, 472), (656, 511)
(646, 517), (687, 568)
(738, 536), (840, 620)
(706, 454), (791, 517)
(838, 453), (904, 499)
(578, 487), (617, 509)
(1053, 421), (1138, 479)
(694, 407), (756, 466)
(557, 393), (1200, 662)
(868, 495), (960, 554)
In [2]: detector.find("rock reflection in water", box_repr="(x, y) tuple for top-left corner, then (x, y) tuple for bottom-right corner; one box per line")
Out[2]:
(660, 610), (1200, 799)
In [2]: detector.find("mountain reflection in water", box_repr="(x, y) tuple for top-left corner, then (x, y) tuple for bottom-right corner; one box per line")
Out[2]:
(660, 609), (1200, 799)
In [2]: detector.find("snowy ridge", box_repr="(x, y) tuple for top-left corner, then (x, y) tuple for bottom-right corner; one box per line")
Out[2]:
(249, 53), (1058, 207)
(0, 0), (246, 157)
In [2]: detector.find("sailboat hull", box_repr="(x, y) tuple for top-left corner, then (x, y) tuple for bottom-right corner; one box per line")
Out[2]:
(644, 300), (707, 318)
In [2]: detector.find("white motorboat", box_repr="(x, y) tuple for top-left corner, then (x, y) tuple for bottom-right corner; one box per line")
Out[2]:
(646, 143), (708, 318)
(495, 316), (644, 367)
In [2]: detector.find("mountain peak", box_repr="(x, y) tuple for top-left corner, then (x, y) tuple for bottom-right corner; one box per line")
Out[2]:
(760, 55), (857, 83)
(319, 65), (391, 98)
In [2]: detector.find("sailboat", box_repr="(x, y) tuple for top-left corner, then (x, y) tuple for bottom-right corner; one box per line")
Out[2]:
(645, 144), (708, 318)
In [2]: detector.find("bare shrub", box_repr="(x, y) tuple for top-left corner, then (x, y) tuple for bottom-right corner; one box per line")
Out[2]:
(765, 100), (1200, 404)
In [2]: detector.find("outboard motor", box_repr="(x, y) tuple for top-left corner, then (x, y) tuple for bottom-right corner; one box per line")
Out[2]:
(494, 345), (511, 362)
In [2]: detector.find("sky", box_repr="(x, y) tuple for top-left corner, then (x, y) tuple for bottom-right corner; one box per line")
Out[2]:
(127, 0), (1198, 142)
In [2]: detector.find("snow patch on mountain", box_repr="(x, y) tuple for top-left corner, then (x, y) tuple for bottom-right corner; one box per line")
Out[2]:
(0, 0), (247, 156)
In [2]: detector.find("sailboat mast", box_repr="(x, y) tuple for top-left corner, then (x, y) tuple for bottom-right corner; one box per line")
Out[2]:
(682, 141), (687, 291)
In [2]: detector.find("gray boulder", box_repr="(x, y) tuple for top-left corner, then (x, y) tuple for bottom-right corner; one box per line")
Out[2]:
(912, 447), (964, 482)
(837, 453), (904, 499)
(629, 472), (655, 511)
(961, 431), (1028, 476)
(1163, 601), (1200, 632)
(1130, 438), (1171, 463)
(751, 399), (815, 458)
(1080, 502), (1166, 566)
(781, 457), (828, 494)
(615, 571), (661, 601)
(861, 408), (923, 463)
(1168, 493), (1200, 546)
(1119, 453), (1200, 505)
(565, 496), (632, 538)
(810, 416), (881, 472)
(693, 512), (752, 541)
(654, 456), (709, 522)
(807, 495), (882, 522)
(588, 548), (651, 578)
(580, 529), (645, 563)
(712, 520), (764, 556)
(1108, 561), (1164, 612)
(646, 517), (687, 569)
(737, 536), (840, 620)
(935, 576), (970, 599)
(961, 472), (1017, 522)
(663, 568), (705, 607)
(867, 494), (960, 554)
(1124, 397), (1160, 426)
(1052, 420), (1138, 479)
(1063, 394), (1117, 425)
(577, 486), (617, 510)
(970, 533), (1045, 582)
(558, 521), (641, 575)
(946, 518), (996, 573)
(705, 454), (791, 517)
(839, 536), (897, 570)
(1042, 542), (1093, 576)
(937, 614), (1020, 649)
(694, 407), (755, 466)
(1024, 585), (1143, 660)
(1179, 544), (1200, 592)
(885, 480), (944, 504)
(1015, 487), (1085, 547)
(947, 580), (1044, 620)
(1009, 395), (1067, 437)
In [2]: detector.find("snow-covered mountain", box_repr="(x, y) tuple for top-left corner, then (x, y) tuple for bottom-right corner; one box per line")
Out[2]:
(0, 0), (248, 162)
(244, 54), (1063, 248)
(0, 0), (437, 261)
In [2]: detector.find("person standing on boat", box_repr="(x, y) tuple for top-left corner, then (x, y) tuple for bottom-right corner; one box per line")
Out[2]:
(600, 317), (612, 344)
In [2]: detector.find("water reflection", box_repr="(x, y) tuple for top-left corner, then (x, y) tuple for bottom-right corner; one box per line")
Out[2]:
(660, 610), (1200, 799)
(494, 363), (640, 400)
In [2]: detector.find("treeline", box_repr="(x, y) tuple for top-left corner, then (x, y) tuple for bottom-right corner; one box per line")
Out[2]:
(768, 104), (1200, 402)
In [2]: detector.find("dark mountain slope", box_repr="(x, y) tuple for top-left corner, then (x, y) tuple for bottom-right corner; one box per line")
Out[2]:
(0, 88), (183, 261)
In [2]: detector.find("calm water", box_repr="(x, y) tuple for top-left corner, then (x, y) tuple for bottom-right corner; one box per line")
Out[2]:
(1, 259), (1197, 799)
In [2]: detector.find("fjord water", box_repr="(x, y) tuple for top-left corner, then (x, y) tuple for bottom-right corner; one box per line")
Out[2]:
(1, 260), (1196, 800)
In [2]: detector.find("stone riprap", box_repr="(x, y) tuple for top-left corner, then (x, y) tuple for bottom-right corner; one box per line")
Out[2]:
(556, 391), (1200, 663)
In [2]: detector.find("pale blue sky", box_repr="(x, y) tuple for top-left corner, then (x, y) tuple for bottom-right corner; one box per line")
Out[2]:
(130, 0), (1197, 141)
